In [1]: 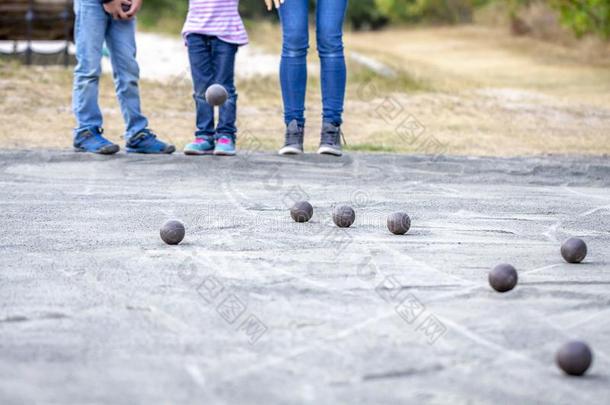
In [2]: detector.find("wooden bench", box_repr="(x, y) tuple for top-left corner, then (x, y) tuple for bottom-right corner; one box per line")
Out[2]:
(0, 0), (74, 65)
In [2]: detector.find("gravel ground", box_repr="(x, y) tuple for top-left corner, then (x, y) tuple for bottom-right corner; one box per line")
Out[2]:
(0, 150), (609, 404)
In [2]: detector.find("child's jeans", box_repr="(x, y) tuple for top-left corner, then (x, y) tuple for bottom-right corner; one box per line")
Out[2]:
(187, 34), (238, 138)
(72, 0), (148, 139)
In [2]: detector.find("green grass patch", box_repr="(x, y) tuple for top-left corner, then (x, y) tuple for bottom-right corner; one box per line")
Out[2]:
(345, 143), (399, 153)
(347, 58), (431, 94)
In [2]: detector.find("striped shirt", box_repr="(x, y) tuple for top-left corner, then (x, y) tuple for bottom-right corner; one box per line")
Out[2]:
(182, 0), (248, 46)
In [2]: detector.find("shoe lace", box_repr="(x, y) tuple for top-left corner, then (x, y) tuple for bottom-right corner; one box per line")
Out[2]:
(82, 127), (103, 139)
(285, 126), (303, 146)
(217, 135), (233, 145)
(321, 125), (346, 146)
(130, 129), (157, 144)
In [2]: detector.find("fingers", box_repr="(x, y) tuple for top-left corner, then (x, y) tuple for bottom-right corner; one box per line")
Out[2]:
(265, 0), (283, 11)
(122, 0), (135, 19)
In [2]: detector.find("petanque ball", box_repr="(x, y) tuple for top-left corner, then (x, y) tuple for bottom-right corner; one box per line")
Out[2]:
(160, 220), (185, 245)
(561, 237), (587, 264)
(333, 205), (355, 228)
(290, 201), (313, 223)
(556, 341), (593, 376)
(387, 212), (411, 235)
(205, 84), (229, 106)
(489, 263), (518, 293)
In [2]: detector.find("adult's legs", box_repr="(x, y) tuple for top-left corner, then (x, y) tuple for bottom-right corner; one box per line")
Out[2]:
(212, 39), (238, 138)
(105, 16), (148, 139)
(278, 0), (309, 126)
(187, 34), (216, 137)
(72, 0), (108, 135)
(316, 0), (348, 126)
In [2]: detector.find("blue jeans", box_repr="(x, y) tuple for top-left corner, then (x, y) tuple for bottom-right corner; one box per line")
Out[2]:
(279, 0), (348, 126)
(72, 0), (148, 139)
(187, 34), (238, 138)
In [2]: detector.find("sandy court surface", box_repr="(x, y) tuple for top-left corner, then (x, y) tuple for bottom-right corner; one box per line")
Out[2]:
(0, 150), (609, 404)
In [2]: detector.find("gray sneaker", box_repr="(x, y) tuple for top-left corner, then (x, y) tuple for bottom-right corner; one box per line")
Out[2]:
(278, 119), (304, 155)
(317, 122), (344, 156)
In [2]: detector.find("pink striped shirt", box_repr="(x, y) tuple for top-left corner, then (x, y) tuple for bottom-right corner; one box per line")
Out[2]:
(182, 0), (248, 46)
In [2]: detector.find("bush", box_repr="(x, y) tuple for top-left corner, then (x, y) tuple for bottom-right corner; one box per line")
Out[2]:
(375, 0), (490, 24)
(551, 0), (610, 39)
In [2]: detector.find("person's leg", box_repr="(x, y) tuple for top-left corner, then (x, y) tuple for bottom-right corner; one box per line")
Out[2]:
(73, 0), (106, 133)
(212, 39), (238, 137)
(316, 0), (348, 127)
(104, 15), (148, 139)
(72, 0), (119, 154)
(315, 0), (348, 156)
(188, 34), (216, 138)
(106, 17), (174, 153)
(278, 0), (309, 127)
(184, 34), (216, 155)
(211, 38), (238, 156)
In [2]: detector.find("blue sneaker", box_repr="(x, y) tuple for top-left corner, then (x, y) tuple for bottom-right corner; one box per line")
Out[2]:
(213, 134), (236, 156)
(73, 127), (119, 155)
(126, 129), (175, 154)
(184, 135), (215, 156)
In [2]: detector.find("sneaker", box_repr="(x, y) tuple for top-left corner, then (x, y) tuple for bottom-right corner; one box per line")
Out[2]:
(184, 135), (215, 156)
(317, 122), (344, 156)
(126, 129), (175, 154)
(73, 127), (120, 155)
(213, 134), (236, 156)
(278, 119), (304, 155)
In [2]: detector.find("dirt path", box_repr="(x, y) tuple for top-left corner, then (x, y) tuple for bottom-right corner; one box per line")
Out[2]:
(341, 26), (610, 155)
(346, 26), (610, 107)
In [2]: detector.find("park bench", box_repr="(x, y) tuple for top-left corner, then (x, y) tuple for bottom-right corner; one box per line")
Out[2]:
(0, 0), (74, 65)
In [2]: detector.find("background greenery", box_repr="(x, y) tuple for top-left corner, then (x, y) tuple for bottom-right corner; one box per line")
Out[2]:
(139, 0), (610, 40)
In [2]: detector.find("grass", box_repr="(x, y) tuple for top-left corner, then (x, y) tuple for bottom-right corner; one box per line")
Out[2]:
(345, 143), (398, 153)
(1, 25), (609, 156)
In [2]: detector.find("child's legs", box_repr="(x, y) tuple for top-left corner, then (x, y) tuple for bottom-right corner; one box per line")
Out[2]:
(212, 39), (238, 137)
(105, 17), (148, 139)
(316, 0), (348, 126)
(187, 34), (215, 137)
(278, 0), (309, 126)
(72, 0), (107, 135)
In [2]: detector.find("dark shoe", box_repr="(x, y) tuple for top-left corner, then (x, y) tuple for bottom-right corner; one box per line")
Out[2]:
(278, 119), (304, 155)
(126, 129), (175, 154)
(73, 127), (120, 155)
(317, 122), (344, 156)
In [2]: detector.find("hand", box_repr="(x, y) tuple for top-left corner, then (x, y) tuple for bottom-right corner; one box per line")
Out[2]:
(103, 0), (131, 19)
(264, 0), (284, 11)
(125, 0), (143, 19)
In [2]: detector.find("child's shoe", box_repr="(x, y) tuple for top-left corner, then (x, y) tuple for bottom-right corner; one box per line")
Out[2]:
(317, 122), (344, 157)
(73, 127), (120, 155)
(184, 135), (215, 155)
(126, 129), (175, 154)
(213, 134), (236, 156)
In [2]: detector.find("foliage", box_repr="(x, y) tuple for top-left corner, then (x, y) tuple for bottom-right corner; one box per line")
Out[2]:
(139, 0), (610, 39)
(375, 0), (493, 24)
(551, 0), (610, 39)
